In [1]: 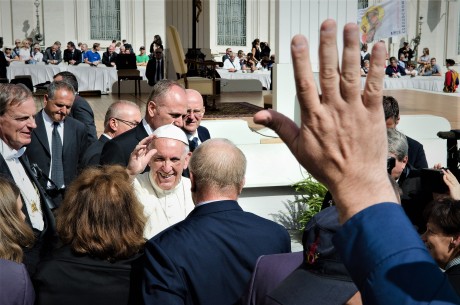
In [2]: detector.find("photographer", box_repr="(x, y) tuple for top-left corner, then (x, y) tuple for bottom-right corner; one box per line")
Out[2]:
(388, 128), (429, 233)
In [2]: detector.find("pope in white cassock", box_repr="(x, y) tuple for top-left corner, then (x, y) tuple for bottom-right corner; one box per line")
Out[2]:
(127, 124), (194, 239)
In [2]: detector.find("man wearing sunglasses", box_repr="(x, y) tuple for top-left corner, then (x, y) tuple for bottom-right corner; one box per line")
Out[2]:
(146, 47), (164, 86)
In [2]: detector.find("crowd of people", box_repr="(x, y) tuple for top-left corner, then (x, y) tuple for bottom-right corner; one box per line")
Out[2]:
(1, 21), (460, 305)
(221, 38), (275, 73)
(360, 42), (459, 92)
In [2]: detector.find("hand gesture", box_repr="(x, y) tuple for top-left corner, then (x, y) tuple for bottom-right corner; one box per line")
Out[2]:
(126, 134), (157, 177)
(442, 169), (460, 200)
(253, 20), (397, 222)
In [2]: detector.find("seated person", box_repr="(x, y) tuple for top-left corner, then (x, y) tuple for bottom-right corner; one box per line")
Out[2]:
(43, 43), (62, 65)
(136, 46), (149, 66)
(223, 51), (241, 72)
(222, 47), (232, 62)
(422, 196), (460, 296)
(102, 45), (117, 67)
(31, 44), (43, 63)
(240, 207), (360, 305)
(33, 165), (146, 305)
(237, 50), (246, 69)
(398, 53), (406, 69)
(83, 43), (101, 66)
(385, 56), (406, 78)
(360, 59), (370, 76)
(63, 41), (82, 65)
(246, 52), (260, 71)
(420, 58), (442, 76)
(405, 61), (418, 77)
(3, 46), (18, 62)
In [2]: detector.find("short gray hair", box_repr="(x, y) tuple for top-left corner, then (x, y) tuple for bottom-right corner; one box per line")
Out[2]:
(103, 100), (140, 128)
(147, 79), (184, 107)
(0, 84), (32, 116)
(189, 139), (246, 193)
(387, 128), (408, 161)
(47, 81), (75, 100)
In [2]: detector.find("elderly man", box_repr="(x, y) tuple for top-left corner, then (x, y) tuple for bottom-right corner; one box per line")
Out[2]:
(0, 84), (56, 276)
(43, 43), (62, 65)
(183, 89), (210, 151)
(100, 79), (187, 171)
(143, 138), (291, 305)
(127, 124), (194, 239)
(26, 81), (88, 206)
(102, 45), (117, 67)
(223, 51), (241, 72)
(82, 100), (141, 167)
(253, 20), (459, 304)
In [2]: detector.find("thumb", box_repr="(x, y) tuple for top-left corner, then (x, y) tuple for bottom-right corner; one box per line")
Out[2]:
(253, 109), (300, 149)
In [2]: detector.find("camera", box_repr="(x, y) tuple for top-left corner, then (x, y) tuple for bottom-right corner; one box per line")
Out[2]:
(387, 157), (396, 174)
(421, 168), (449, 194)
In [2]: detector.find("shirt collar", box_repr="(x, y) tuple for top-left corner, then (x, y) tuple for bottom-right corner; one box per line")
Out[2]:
(0, 139), (26, 160)
(142, 118), (154, 135)
(446, 256), (460, 271)
(42, 110), (62, 127)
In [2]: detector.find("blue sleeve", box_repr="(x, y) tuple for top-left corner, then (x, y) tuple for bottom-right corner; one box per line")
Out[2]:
(333, 203), (460, 305)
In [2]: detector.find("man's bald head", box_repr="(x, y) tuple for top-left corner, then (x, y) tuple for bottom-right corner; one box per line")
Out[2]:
(184, 89), (205, 134)
(104, 100), (141, 137)
(189, 139), (246, 197)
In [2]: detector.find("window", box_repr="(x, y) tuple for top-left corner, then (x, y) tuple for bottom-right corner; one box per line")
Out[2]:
(358, 0), (369, 9)
(90, 0), (121, 41)
(217, 0), (246, 46)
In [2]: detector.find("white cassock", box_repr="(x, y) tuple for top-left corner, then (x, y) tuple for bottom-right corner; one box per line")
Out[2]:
(133, 171), (195, 239)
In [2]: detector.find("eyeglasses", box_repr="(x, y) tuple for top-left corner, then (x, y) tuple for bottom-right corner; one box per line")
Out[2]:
(155, 52), (162, 54)
(186, 109), (205, 117)
(15, 42), (21, 44)
(114, 117), (139, 128)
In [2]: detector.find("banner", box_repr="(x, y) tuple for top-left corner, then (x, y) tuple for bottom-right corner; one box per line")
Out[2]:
(358, 0), (407, 44)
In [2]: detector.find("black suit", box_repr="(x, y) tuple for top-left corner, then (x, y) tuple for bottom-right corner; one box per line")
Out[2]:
(63, 49), (82, 65)
(100, 123), (148, 169)
(145, 58), (164, 86)
(407, 136), (428, 169)
(143, 200), (291, 305)
(446, 264), (460, 298)
(182, 126), (211, 177)
(0, 50), (8, 78)
(81, 135), (109, 168)
(26, 110), (88, 194)
(102, 51), (118, 67)
(70, 95), (97, 144)
(0, 152), (56, 276)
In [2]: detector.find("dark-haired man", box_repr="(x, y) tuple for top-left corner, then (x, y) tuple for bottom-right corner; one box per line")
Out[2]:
(63, 41), (82, 65)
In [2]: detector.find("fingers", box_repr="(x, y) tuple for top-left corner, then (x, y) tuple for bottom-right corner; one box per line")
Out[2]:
(253, 109), (300, 149)
(291, 35), (320, 112)
(340, 23), (362, 103)
(318, 20), (340, 104)
(363, 41), (385, 110)
(433, 163), (442, 169)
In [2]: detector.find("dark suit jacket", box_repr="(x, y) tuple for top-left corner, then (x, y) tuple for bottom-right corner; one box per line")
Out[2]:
(182, 126), (211, 177)
(145, 58), (164, 86)
(43, 48), (62, 64)
(0, 50), (7, 79)
(0, 153), (56, 276)
(143, 200), (291, 305)
(0, 259), (35, 305)
(26, 110), (88, 190)
(81, 135), (109, 168)
(407, 136), (428, 169)
(63, 49), (82, 65)
(239, 252), (303, 305)
(70, 95), (97, 144)
(385, 64), (406, 77)
(102, 51), (118, 67)
(446, 264), (460, 298)
(33, 245), (143, 305)
(100, 123), (148, 169)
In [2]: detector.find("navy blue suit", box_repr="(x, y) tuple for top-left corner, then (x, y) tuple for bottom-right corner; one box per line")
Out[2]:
(183, 126), (211, 177)
(0, 259), (35, 304)
(406, 136), (428, 169)
(143, 200), (291, 305)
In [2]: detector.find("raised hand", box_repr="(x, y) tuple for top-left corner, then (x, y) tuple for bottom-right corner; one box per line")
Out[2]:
(126, 134), (157, 177)
(254, 20), (398, 222)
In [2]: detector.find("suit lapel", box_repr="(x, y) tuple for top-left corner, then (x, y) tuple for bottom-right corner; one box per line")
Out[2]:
(34, 110), (51, 156)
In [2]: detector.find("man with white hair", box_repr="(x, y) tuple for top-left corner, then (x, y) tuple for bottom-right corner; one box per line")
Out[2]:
(127, 124), (194, 239)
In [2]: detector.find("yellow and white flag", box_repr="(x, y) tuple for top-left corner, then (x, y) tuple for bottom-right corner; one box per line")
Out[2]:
(358, 0), (407, 44)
